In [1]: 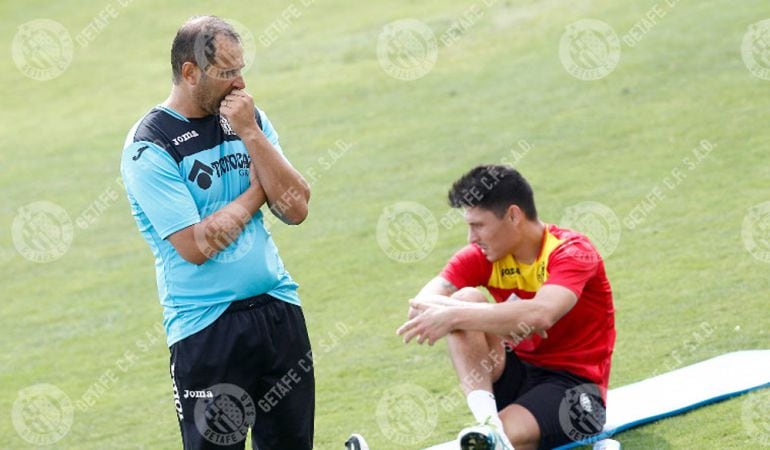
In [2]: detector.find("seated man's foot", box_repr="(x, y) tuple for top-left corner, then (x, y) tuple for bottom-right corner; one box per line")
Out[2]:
(458, 422), (514, 450)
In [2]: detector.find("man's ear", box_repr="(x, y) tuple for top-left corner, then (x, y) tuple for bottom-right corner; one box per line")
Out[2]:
(507, 204), (522, 225)
(181, 61), (201, 86)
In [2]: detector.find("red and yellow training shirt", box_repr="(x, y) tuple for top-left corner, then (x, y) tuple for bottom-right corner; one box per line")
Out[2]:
(440, 224), (615, 390)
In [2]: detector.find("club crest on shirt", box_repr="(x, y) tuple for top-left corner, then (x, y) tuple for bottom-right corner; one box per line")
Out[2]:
(220, 115), (236, 136)
(537, 261), (547, 283)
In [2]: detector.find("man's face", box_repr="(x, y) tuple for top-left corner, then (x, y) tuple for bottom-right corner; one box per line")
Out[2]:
(193, 36), (246, 115)
(464, 206), (515, 262)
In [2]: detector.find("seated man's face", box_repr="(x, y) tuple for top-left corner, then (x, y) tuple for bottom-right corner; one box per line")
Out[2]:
(464, 206), (515, 262)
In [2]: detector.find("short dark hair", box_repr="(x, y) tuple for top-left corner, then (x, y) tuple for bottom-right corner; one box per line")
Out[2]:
(448, 164), (538, 219)
(170, 16), (240, 84)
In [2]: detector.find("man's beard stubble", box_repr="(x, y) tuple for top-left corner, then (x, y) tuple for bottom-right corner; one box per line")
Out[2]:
(193, 75), (227, 116)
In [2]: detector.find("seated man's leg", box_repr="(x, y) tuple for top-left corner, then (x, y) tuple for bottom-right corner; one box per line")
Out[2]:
(492, 350), (541, 450)
(501, 368), (606, 450)
(448, 288), (515, 449)
(448, 288), (545, 449)
(447, 288), (507, 395)
(449, 290), (604, 449)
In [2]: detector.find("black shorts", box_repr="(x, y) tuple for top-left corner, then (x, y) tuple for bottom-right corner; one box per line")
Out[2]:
(170, 294), (314, 450)
(493, 349), (606, 450)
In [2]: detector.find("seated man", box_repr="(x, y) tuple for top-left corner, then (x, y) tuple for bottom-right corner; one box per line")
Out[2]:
(398, 164), (615, 450)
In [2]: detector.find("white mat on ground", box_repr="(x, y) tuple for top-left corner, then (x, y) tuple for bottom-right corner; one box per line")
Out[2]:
(424, 350), (770, 450)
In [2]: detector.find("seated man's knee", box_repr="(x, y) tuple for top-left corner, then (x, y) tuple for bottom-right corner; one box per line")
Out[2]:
(451, 287), (488, 303)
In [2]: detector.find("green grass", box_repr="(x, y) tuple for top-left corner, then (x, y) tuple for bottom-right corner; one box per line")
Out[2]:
(1, 0), (769, 448)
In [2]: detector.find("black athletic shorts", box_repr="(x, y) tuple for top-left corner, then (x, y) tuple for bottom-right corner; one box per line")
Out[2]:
(493, 349), (606, 450)
(169, 294), (314, 450)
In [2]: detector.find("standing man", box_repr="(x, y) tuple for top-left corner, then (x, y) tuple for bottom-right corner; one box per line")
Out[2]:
(397, 165), (615, 450)
(120, 16), (313, 449)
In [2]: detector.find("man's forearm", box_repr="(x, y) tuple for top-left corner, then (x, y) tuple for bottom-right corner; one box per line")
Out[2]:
(450, 300), (550, 338)
(197, 184), (266, 256)
(240, 129), (310, 224)
(170, 184), (267, 265)
(417, 276), (458, 298)
(409, 277), (458, 319)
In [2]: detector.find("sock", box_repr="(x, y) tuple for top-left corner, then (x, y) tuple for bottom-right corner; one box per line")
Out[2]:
(467, 390), (501, 426)
(466, 390), (513, 446)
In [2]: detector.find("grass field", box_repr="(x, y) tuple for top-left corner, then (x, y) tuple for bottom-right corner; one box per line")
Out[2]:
(1, 0), (769, 449)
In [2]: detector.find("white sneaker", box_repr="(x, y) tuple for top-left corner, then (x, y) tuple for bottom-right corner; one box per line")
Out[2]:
(345, 433), (370, 450)
(458, 423), (514, 450)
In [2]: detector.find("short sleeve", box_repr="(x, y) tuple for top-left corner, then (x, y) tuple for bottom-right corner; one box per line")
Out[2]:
(544, 237), (600, 298)
(440, 244), (492, 289)
(256, 108), (285, 156)
(121, 141), (201, 239)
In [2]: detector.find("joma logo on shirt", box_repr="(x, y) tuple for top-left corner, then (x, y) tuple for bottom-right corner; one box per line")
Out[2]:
(183, 389), (213, 399)
(501, 267), (520, 276)
(188, 152), (251, 190)
(172, 130), (199, 146)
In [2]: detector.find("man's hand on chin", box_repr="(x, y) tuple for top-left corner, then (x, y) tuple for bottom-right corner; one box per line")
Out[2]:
(219, 89), (259, 138)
